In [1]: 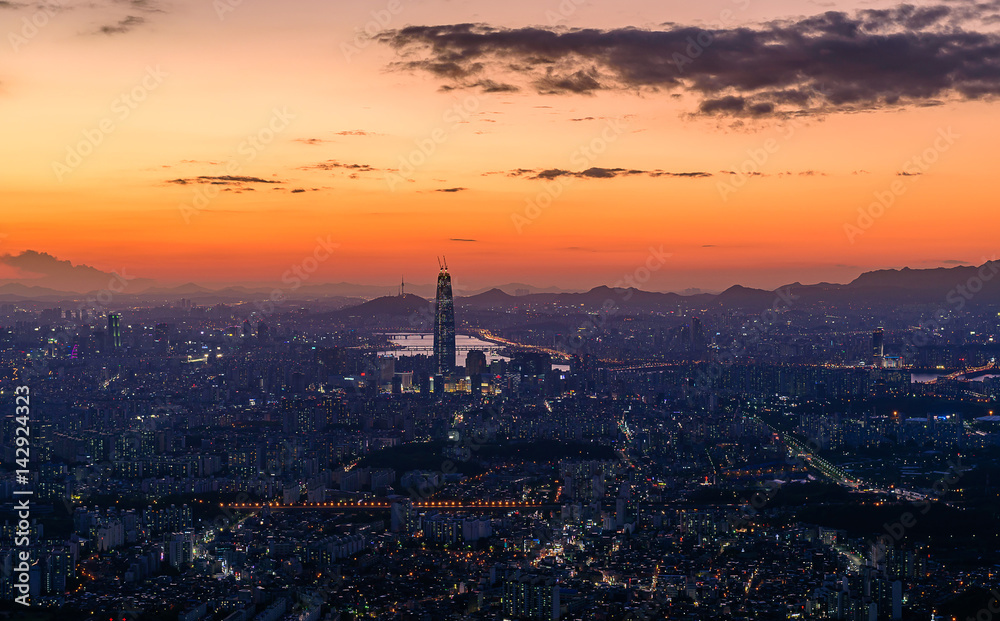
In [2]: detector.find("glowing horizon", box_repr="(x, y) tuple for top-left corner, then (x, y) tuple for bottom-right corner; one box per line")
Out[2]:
(2, 0), (998, 293)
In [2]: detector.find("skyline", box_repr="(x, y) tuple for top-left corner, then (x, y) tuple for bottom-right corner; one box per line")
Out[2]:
(5, 2), (1000, 613)
(3, 0), (999, 291)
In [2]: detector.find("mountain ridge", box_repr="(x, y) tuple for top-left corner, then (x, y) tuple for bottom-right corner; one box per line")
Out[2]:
(2, 253), (998, 310)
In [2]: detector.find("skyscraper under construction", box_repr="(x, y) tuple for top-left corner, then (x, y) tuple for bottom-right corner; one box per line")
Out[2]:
(434, 258), (456, 375)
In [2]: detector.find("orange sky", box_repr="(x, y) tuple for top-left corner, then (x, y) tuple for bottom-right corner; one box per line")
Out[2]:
(1, 0), (997, 292)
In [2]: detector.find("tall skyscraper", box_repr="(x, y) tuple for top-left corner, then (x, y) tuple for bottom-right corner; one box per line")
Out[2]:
(872, 327), (884, 368)
(108, 313), (122, 351)
(434, 259), (456, 375)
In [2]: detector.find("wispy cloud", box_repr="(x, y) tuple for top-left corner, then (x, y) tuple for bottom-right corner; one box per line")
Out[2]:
(299, 160), (394, 179)
(300, 160), (381, 172)
(166, 175), (282, 186)
(720, 170), (828, 177)
(97, 15), (145, 35)
(493, 167), (712, 180)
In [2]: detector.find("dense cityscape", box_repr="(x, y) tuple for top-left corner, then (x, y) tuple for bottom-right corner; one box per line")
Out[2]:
(5, 0), (1000, 618)
(2, 259), (1000, 621)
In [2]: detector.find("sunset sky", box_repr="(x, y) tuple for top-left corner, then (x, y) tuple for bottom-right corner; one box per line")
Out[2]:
(1, 0), (998, 293)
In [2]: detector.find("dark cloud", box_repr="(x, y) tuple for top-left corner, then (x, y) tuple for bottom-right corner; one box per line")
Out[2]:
(166, 175), (281, 185)
(450, 238), (477, 242)
(97, 15), (145, 35)
(290, 188), (306, 193)
(379, 3), (1000, 116)
(897, 171), (923, 176)
(436, 187), (468, 192)
(0, 250), (154, 293)
(498, 167), (712, 180)
(468, 79), (519, 93)
(700, 96), (749, 115)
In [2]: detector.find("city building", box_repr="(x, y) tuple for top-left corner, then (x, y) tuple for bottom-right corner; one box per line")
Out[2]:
(872, 327), (884, 368)
(434, 258), (456, 375)
(503, 575), (560, 620)
(108, 312), (122, 351)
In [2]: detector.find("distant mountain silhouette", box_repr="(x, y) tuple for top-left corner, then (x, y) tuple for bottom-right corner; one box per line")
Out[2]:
(711, 285), (776, 308)
(0, 282), (82, 301)
(459, 288), (517, 308)
(782, 260), (1000, 307)
(464, 283), (577, 296)
(2, 252), (999, 311)
(847, 263), (999, 290)
(334, 293), (432, 317)
(139, 282), (214, 295)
